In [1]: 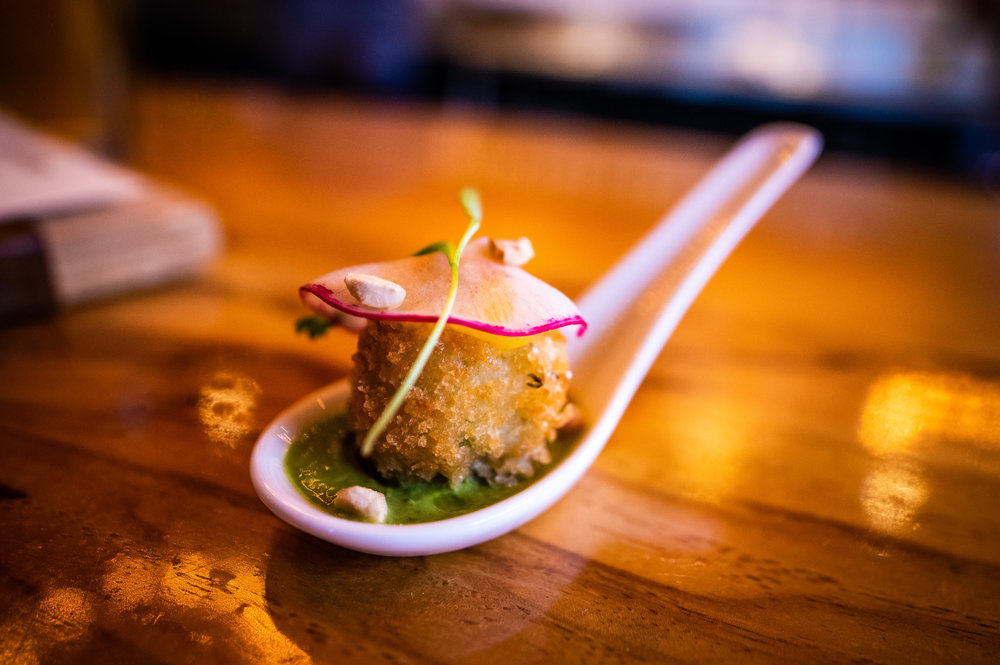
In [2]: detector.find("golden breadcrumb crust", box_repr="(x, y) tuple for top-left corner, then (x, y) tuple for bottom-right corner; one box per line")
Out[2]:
(350, 321), (572, 488)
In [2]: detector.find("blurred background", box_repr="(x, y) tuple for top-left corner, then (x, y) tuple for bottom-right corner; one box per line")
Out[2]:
(2, 0), (999, 182)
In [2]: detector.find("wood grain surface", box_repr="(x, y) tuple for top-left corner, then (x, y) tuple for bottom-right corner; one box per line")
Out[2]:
(2, 82), (1000, 664)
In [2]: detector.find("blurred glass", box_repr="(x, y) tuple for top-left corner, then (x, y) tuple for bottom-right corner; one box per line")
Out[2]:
(0, 0), (129, 156)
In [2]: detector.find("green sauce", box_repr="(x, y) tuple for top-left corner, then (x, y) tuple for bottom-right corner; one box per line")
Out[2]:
(284, 410), (577, 524)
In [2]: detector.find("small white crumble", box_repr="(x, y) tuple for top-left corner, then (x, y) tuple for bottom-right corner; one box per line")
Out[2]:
(333, 485), (388, 523)
(344, 273), (406, 309)
(489, 237), (534, 266)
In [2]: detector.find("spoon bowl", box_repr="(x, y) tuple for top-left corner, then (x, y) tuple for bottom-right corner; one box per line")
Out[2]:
(251, 378), (603, 556)
(250, 123), (823, 556)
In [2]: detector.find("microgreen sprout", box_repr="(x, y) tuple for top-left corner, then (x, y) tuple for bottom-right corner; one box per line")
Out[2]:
(359, 187), (482, 457)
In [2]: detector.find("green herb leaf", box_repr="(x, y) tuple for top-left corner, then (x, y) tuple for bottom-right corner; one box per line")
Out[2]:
(295, 314), (332, 339)
(360, 188), (483, 457)
(414, 240), (453, 257)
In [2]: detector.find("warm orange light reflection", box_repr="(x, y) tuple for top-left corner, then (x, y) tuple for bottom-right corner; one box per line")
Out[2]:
(859, 371), (1000, 456)
(102, 550), (311, 662)
(198, 370), (262, 447)
(0, 586), (96, 665)
(857, 371), (1000, 533)
(860, 458), (929, 535)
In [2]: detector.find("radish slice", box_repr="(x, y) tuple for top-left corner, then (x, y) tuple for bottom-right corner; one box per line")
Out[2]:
(300, 238), (586, 337)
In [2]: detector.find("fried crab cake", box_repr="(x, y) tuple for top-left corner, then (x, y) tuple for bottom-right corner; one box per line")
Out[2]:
(350, 320), (574, 488)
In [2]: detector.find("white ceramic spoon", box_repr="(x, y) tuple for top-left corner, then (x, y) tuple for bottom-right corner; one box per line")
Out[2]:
(250, 123), (823, 556)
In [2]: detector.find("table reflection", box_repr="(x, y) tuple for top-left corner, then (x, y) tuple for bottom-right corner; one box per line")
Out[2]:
(858, 371), (1000, 534)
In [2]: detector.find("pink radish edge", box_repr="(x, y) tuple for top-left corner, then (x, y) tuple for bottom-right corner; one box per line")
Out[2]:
(300, 283), (586, 337)
(299, 238), (587, 337)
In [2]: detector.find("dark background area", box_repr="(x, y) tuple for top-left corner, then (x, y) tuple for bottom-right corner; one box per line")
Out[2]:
(3, 0), (1000, 183)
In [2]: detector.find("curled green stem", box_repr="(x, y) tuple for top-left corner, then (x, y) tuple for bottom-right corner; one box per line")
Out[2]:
(360, 189), (482, 456)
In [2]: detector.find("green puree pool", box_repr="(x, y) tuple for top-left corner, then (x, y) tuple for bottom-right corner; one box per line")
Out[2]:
(284, 410), (578, 524)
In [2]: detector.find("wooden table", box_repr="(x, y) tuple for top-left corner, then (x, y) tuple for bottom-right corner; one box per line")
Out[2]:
(2, 82), (1000, 663)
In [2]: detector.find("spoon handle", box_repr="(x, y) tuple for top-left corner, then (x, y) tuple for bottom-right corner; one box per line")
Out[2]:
(567, 123), (822, 424)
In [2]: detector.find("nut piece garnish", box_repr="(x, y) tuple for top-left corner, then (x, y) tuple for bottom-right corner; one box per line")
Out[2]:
(345, 273), (406, 309)
(333, 485), (388, 523)
(489, 237), (534, 266)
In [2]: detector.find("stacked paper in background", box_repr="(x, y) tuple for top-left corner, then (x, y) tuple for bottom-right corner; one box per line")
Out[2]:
(0, 112), (222, 323)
